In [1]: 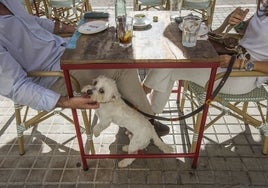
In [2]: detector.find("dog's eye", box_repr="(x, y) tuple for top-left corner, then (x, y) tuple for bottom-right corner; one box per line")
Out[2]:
(99, 88), (104, 94)
(93, 81), (97, 86)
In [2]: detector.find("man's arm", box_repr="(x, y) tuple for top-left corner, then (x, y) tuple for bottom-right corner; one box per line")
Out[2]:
(56, 96), (99, 109)
(0, 48), (98, 111)
(34, 16), (75, 34)
(249, 61), (268, 74)
(53, 19), (75, 34)
(220, 55), (268, 74)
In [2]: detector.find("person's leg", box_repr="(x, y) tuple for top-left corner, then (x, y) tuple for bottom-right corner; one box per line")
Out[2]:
(112, 69), (154, 115)
(143, 68), (258, 113)
(143, 69), (175, 93)
(143, 69), (176, 113)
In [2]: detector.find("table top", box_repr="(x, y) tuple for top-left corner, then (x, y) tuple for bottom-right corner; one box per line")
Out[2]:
(60, 11), (219, 68)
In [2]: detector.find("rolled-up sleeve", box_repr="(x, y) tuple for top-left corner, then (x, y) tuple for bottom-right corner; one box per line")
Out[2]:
(0, 48), (60, 111)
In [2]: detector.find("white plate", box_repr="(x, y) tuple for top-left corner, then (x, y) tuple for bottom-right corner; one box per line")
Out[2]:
(133, 18), (151, 29)
(178, 23), (209, 36)
(78, 20), (109, 34)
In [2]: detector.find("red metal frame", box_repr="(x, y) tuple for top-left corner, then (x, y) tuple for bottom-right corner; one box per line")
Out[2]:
(61, 60), (219, 170)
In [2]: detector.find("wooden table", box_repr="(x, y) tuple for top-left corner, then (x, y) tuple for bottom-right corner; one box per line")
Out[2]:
(60, 11), (220, 170)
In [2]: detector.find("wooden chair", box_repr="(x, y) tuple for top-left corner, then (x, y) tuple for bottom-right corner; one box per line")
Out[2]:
(179, 0), (216, 29)
(134, 0), (170, 11)
(22, 0), (34, 15)
(178, 8), (268, 155)
(22, 0), (46, 17)
(15, 71), (95, 155)
(42, 0), (92, 25)
(180, 71), (268, 154)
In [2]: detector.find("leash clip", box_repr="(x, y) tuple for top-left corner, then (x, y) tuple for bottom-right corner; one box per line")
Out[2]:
(205, 99), (212, 105)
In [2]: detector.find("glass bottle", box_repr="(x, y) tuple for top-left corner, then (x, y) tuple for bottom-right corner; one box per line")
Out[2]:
(115, 0), (126, 18)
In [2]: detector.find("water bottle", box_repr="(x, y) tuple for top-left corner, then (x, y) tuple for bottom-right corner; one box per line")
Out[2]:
(115, 0), (126, 18)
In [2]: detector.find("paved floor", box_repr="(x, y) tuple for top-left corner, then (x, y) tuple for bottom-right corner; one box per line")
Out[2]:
(1, 0), (268, 188)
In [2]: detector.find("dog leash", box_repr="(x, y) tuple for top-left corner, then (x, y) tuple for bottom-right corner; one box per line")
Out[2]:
(123, 55), (237, 121)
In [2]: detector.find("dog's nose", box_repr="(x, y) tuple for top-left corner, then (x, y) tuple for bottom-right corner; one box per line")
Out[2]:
(87, 89), (93, 96)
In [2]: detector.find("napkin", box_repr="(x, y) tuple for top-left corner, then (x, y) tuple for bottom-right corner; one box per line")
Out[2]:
(84, 12), (109, 19)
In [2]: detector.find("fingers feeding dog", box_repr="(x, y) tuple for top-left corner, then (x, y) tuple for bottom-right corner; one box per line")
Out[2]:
(81, 75), (173, 168)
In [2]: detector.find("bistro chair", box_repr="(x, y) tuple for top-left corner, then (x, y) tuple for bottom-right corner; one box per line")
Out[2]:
(134, 0), (170, 11)
(14, 71), (95, 155)
(178, 11), (268, 154)
(179, 0), (216, 29)
(22, 0), (34, 15)
(180, 71), (268, 155)
(42, 0), (92, 25)
(22, 0), (44, 16)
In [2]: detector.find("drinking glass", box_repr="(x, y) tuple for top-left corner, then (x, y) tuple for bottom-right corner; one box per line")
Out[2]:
(116, 16), (133, 48)
(182, 15), (201, 47)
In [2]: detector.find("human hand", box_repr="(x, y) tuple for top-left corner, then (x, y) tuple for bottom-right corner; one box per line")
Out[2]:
(54, 20), (75, 34)
(62, 23), (76, 33)
(229, 7), (249, 26)
(56, 96), (99, 109)
(219, 55), (243, 69)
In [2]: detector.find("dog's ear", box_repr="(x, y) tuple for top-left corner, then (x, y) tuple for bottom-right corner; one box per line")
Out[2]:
(111, 91), (121, 101)
(111, 84), (121, 100)
(92, 79), (97, 86)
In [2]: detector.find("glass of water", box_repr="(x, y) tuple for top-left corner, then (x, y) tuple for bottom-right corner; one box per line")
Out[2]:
(182, 15), (201, 47)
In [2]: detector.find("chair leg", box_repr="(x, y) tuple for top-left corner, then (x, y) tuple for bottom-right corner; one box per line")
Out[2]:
(258, 123), (268, 154)
(190, 112), (203, 153)
(84, 0), (92, 11)
(81, 109), (95, 154)
(165, 0), (170, 10)
(14, 104), (25, 155)
(178, 80), (185, 112)
(14, 104), (49, 155)
(263, 135), (268, 154)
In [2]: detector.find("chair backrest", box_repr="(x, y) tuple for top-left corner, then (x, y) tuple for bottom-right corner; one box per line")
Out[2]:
(182, 0), (211, 9)
(43, 0), (92, 25)
(135, 0), (170, 11)
(21, 0), (34, 15)
(181, 71), (268, 154)
(180, 0), (216, 29)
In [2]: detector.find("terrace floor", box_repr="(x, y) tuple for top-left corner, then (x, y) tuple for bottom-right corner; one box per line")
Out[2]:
(1, 0), (268, 187)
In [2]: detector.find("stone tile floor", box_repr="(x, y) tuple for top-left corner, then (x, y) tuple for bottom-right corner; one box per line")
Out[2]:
(1, 0), (268, 187)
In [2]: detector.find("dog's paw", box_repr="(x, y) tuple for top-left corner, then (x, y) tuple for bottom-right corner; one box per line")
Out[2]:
(164, 145), (174, 153)
(118, 159), (134, 168)
(122, 145), (129, 152)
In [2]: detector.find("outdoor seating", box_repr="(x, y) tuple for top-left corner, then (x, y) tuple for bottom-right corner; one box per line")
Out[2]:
(42, 0), (92, 25)
(180, 71), (268, 154)
(134, 0), (170, 10)
(14, 0), (95, 158)
(179, 0), (216, 29)
(22, 0), (44, 16)
(14, 71), (95, 155)
(175, 4), (268, 156)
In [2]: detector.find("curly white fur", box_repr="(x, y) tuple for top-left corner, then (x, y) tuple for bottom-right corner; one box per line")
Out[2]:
(81, 75), (173, 168)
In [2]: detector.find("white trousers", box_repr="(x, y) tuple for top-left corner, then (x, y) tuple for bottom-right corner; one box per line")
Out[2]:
(143, 68), (258, 113)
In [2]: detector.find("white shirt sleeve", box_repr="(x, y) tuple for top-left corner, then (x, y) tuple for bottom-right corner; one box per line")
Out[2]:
(0, 47), (60, 111)
(34, 16), (55, 33)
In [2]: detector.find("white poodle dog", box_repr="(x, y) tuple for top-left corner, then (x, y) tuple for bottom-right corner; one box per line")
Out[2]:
(81, 75), (173, 168)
